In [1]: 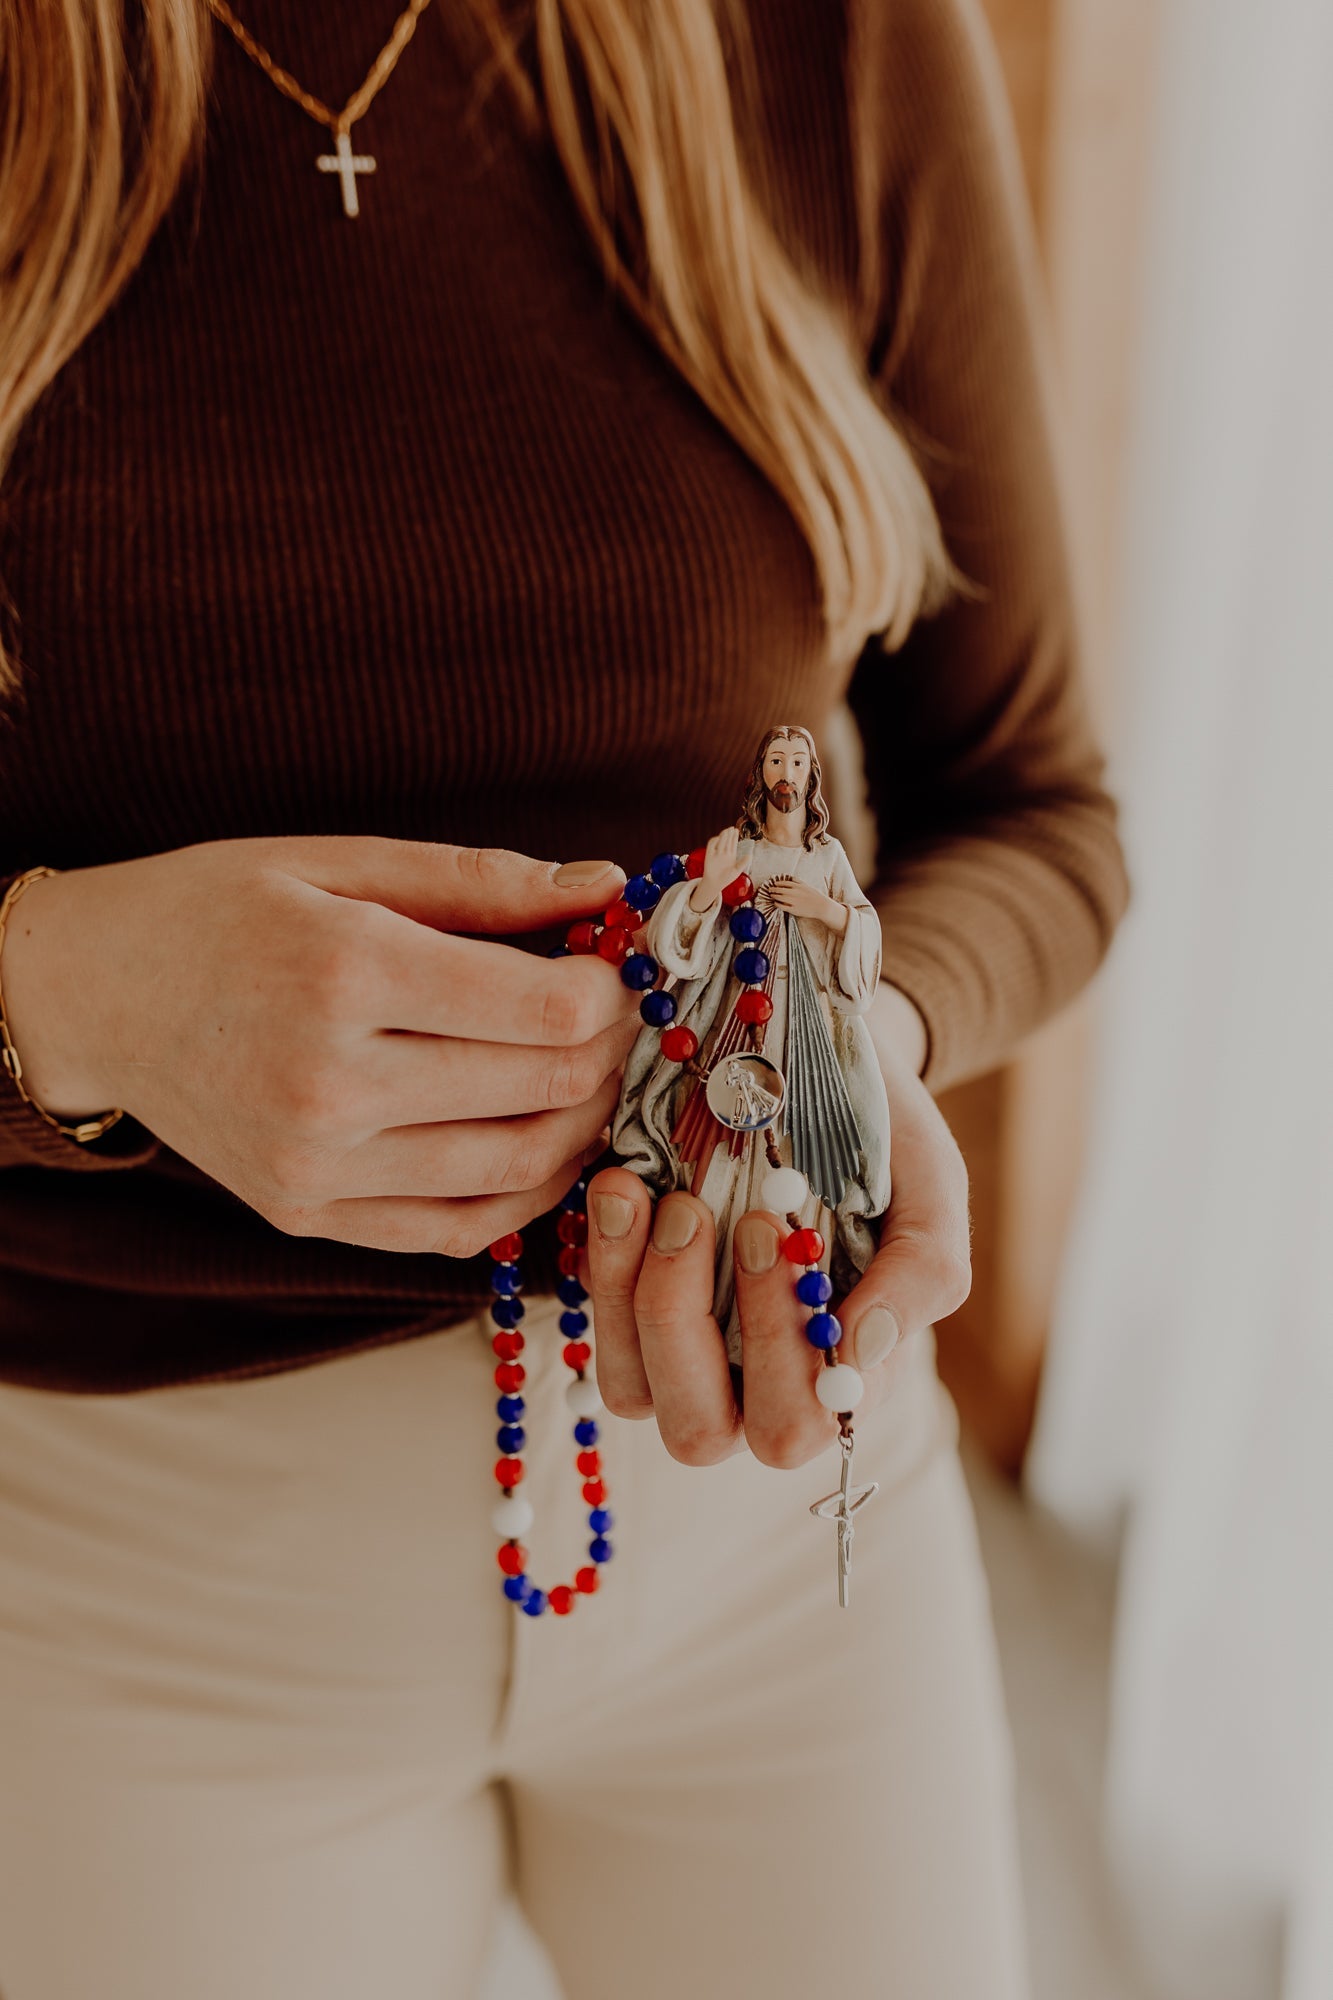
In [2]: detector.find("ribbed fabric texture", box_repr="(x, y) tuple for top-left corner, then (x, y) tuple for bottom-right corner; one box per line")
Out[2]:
(0, 0), (1129, 1390)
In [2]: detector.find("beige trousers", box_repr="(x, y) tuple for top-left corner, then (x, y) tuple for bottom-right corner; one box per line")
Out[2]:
(0, 1300), (1029, 2000)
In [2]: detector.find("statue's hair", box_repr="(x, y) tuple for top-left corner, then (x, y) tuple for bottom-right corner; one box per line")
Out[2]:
(736, 724), (829, 849)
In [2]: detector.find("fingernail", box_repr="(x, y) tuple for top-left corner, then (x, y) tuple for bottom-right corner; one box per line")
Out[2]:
(592, 1190), (634, 1240)
(554, 859), (618, 887)
(855, 1306), (901, 1369)
(734, 1215), (779, 1274)
(652, 1199), (699, 1255)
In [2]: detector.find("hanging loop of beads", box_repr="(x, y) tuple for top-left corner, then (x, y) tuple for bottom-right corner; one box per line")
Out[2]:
(489, 1179), (613, 1618)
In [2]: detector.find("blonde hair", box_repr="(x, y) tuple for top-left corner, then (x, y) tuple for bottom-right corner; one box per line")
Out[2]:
(0, 0), (968, 698)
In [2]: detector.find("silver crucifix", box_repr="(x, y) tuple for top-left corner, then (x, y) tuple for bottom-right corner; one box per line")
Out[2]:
(809, 1425), (879, 1608)
(316, 129), (377, 218)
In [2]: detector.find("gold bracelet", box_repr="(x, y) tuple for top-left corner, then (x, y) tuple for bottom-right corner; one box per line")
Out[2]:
(0, 865), (126, 1144)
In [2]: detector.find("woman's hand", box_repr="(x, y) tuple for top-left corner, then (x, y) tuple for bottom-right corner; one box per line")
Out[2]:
(689, 826), (740, 913)
(584, 985), (970, 1468)
(0, 837), (641, 1257)
(766, 878), (849, 934)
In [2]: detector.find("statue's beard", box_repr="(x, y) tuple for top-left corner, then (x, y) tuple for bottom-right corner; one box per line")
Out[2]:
(766, 780), (803, 815)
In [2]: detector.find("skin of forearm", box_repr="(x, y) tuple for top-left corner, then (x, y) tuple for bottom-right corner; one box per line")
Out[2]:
(869, 980), (929, 1081)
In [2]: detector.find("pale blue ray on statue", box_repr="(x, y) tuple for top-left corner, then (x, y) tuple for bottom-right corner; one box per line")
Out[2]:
(784, 911), (862, 1208)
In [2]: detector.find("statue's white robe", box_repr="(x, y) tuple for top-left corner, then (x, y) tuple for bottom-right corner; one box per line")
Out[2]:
(612, 834), (893, 1365)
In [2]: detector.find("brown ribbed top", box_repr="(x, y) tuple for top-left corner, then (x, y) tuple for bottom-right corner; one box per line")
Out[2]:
(0, 0), (1129, 1391)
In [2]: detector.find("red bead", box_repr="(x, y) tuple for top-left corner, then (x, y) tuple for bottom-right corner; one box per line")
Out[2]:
(604, 898), (639, 931)
(557, 1212), (588, 1247)
(582, 1478), (606, 1506)
(685, 846), (708, 880)
(498, 1543), (527, 1575)
(596, 925), (630, 966)
(563, 1340), (592, 1370)
(721, 874), (754, 907)
(495, 1457), (525, 1486)
(488, 1231), (524, 1263)
(548, 1585), (575, 1616)
(575, 1450), (601, 1478)
(660, 1025), (699, 1063)
(495, 1362), (526, 1393)
(575, 1565), (599, 1594)
(556, 1246), (583, 1279)
(783, 1227), (825, 1264)
(491, 1331), (525, 1361)
(566, 921), (600, 954)
(735, 989), (773, 1025)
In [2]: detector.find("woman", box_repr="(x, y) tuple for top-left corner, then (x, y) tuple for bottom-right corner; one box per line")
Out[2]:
(0, 0), (1129, 1995)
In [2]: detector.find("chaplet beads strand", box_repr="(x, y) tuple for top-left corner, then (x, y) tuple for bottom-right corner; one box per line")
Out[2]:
(487, 846), (865, 1620)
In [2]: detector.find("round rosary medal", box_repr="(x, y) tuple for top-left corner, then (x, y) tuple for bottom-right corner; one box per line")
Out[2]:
(704, 1053), (786, 1133)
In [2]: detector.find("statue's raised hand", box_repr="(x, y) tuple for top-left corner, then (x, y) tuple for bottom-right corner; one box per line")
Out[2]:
(689, 826), (741, 912)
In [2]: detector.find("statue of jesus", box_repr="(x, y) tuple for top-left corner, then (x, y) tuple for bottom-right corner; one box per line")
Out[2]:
(612, 725), (893, 1366)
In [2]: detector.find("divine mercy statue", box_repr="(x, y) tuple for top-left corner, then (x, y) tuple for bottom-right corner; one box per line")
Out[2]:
(612, 725), (893, 1366)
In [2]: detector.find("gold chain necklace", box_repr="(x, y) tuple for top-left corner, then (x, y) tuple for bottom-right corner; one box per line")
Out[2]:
(205, 0), (435, 217)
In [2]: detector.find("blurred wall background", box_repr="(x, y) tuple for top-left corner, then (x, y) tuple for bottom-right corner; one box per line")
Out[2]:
(954, 0), (1333, 1992)
(1027, 1), (1333, 1995)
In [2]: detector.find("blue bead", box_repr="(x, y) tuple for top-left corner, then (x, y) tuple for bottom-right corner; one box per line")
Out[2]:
(503, 1574), (532, 1603)
(557, 1274), (588, 1307)
(640, 989), (676, 1028)
(650, 851), (686, 887)
(559, 1309), (589, 1338)
(589, 1536), (613, 1564)
(621, 953), (659, 991)
(589, 1507), (613, 1535)
(624, 874), (662, 912)
(733, 946), (769, 985)
(795, 1269), (833, 1307)
(490, 1296), (525, 1329)
(574, 1418), (600, 1448)
(547, 945), (572, 957)
(521, 1589), (548, 1617)
(805, 1311), (844, 1350)
(496, 1424), (527, 1453)
(490, 1262), (523, 1296)
(559, 1180), (588, 1211)
(496, 1394), (525, 1423)
(729, 906), (765, 942)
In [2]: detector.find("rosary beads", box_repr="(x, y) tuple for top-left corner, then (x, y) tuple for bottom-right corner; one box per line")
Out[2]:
(489, 845), (875, 1618)
(488, 1179), (612, 1618)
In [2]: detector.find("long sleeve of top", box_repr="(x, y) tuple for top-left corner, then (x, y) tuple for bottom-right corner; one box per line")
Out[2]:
(847, 0), (1130, 1093)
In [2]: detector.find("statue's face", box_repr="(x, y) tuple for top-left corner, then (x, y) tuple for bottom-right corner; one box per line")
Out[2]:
(762, 734), (812, 816)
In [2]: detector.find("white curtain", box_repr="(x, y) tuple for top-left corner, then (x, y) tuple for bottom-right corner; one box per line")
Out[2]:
(1026, 2), (1333, 1996)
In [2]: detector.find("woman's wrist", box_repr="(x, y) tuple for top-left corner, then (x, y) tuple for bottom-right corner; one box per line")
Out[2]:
(0, 870), (115, 1119)
(867, 979), (930, 1082)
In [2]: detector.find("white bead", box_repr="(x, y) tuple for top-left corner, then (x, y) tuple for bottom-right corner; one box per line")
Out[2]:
(491, 1494), (534, 1538)
(760, 1166), (809, 1214)
(565, 1377), (603, 1418)
(814, 1363), (865, 1412)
